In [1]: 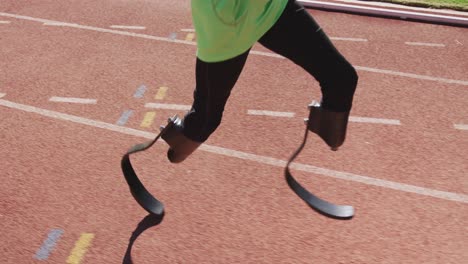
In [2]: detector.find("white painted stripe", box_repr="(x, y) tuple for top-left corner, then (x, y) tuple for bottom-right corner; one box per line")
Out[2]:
(145, 103), (191, 111)
(454, 124), (468, 130)
(354, 66), (468, 86)
(181, 29), (195, 32)
(110, 25), (146, 30)
(247, 110), (400, 125)
(49, 97), (97, 104)
(405, 42), (445, 47)
(0, 13), (196, 44)
(0, 20), (11, 24)
(0, 93), (5, 98)
(1, 98), (467, 204)
(0, 12), (280, 60)
(349, 116), (401, 125)
(330, 37), (368, 42)
(1, 12), (466, 85)
(43, 22), (79, 27)
(201, 144), (468, 204)
(248, 110), (295, 118)
(0, 99), (155, 139)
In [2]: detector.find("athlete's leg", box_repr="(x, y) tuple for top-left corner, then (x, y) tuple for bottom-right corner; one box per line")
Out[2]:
(162, 49), (251, 163)
(258, 0), (358, 149)
(183, 49), (251, 142)
(258, 0), (358, 112)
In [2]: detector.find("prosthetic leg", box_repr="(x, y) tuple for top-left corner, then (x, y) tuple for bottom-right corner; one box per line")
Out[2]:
(160, 116), (202, 164)
(121, 106), (355, 219)
(120, 115), (201, 215)
(305, 100), (349, 151)
(284, 100), (354, 219)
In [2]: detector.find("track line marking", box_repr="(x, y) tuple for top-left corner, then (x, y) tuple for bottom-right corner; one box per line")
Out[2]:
(0, 20), (11, 24)
(354, 66), (468, 86)
(141, 112), (156, 128)
(0, 99), (155, 137)
(0, 93), (5, 98)
(49, 97), (97, 104)
(168, 32), (177, 40)
(248, 110), (295, 118)
(133, 85), (147, 98)
(110, 25), (146, 30)
(145, 102), (191, 111)
(454, 123), (468, 130)
(5, 12), (467, 84)
(330, 37), (368, 42)
(0, 12), (196, 44)
(185, 33), (195, 41)
(34, 229), (64, 260)
(181, 29), (195, 32)
(0, 12), (283, 59)
(154, 87), (169, 100)
(1, 98), (467, 204)
(66, 233), (94, 264)
(405, 42), (446, 47)
(43, 22), (78, 27)
(349, 116), (401, 125)
(116, 110), (133, 126)
(248, 109), (400, 125)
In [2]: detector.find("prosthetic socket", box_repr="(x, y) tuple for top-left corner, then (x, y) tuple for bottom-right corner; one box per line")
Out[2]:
(305, 101), (350, 151)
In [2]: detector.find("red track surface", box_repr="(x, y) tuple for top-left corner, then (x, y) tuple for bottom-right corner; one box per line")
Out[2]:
(1, 0), (467, 263)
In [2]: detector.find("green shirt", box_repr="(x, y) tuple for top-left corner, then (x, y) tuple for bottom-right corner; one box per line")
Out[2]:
(191, 0), (288, 62)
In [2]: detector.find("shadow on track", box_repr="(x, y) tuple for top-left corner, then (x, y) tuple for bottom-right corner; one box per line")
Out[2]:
(122, 213), (165, 264)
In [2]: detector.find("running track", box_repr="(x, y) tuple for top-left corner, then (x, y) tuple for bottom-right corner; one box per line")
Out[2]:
(0, 0), (467, 263)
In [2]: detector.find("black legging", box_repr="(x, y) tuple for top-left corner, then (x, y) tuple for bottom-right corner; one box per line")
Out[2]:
(183, 0), (358, 142)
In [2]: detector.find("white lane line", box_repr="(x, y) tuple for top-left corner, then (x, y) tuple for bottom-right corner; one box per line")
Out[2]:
(181, 29), (195, 32)
(110, 25), (146, 30)
(202, 144), (468, 204)
(248, 110), (295, 118)
(1, 12), (466, 85)
(454, 124), (468, 130)
(43, 22), (79, 27)
(145, 102), (191, 111)
(330, 37), (368, 42)
(0, 20), (11, 24)
(354, 66), (468, 86)
(0, 99), (154, 138)
(349, 116), (401, 125)
(1, 98), (467, 204)
(0, 12), (282, 59)
(248, 110), (400, 125)
(405, 42), (446, 47)
(49, 97), (97, 104)
(0, 93), (6, 98)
